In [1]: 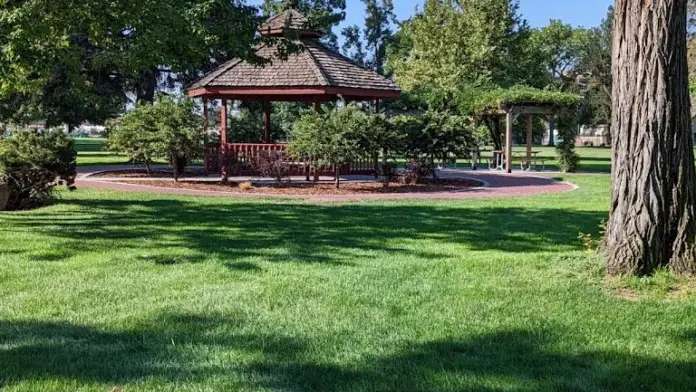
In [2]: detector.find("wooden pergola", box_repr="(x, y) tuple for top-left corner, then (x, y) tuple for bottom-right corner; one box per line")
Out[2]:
(185, 9), (401, 177)
(483, 103), (562, 173)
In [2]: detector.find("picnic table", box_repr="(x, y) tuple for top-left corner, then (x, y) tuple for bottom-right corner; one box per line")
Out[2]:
(435, 148), (490, 170)
(489, 150), (546, 171)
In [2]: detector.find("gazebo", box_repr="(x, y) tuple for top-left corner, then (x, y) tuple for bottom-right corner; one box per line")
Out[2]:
(186, 9), (401, 177)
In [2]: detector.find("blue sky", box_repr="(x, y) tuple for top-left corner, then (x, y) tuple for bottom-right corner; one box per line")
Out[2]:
(372, 0), (614, 28)
(250, 0), (614, 30)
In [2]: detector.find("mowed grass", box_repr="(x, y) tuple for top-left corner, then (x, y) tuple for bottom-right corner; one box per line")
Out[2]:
(1, 174), (696, 391)
(74, 138), (130, 166)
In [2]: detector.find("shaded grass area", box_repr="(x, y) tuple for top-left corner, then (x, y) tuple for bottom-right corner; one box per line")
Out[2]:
(1, 175), (695, 391)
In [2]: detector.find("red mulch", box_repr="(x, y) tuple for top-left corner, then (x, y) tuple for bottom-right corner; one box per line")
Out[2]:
(115, 178), (483, 195)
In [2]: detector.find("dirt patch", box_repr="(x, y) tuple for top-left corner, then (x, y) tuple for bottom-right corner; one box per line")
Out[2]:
(666, 281), (696, 301)
(612, 288), (642, 302)
(114, 178), (483, 195)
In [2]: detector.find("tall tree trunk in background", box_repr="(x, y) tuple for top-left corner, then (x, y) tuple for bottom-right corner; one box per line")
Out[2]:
(602, 0), (696, 275)
(135, 67), (159, 104)
(487, 117), (503, 151)
(547, 116), (556, 146)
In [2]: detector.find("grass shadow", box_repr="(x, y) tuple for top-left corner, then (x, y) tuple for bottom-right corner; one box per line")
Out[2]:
(1, 316), (693, 391)
(0, 195), (606, 266)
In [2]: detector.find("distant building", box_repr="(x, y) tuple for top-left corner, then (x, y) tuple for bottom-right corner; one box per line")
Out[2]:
(576, 124), (611, 147)
(3, 121), (106, 137)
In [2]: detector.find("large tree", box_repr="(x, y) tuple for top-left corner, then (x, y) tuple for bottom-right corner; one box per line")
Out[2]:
(391, 0), (544, 100)
(576, 7), (614, 127)
(0, 0), (261, 126)
(602, 0), (696, 275)
(531, 20), (583, 91)
(531, 20), (585, 146)
(342, 0), (396, 75)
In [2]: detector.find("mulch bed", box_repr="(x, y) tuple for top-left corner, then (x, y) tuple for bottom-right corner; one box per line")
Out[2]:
(115, 178), (483, 195)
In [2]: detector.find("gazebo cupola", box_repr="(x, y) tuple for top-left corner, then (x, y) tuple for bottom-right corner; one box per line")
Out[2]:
(186, 8), (400, 178)
(257, 8), (324, 39)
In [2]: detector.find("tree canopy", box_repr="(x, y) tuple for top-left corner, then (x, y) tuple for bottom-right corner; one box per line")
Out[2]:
(390, 0), (545, 104)
(0, 0), (262, 125)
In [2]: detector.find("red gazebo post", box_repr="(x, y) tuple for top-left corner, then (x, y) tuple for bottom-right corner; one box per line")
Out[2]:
(220, 99), (228, 181)
(374, 98), (381, 177)
(202, 97), (209, 175)
(263, 99), (271, 144)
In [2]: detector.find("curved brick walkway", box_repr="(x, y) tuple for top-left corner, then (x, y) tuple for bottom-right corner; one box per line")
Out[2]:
(75, 166), (577, 202)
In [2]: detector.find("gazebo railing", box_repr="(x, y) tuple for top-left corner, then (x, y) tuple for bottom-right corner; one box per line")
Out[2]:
(204, 143), (376, 177)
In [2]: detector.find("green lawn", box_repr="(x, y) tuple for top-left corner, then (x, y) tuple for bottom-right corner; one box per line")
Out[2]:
(1, 174), (695, 391)
(514, 146), (612, 173)
(74, 138), (130, 166)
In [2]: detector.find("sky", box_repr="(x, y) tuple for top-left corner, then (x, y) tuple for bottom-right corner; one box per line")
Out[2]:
(365, 0), (615, 29)
(249, 0), (615, 32)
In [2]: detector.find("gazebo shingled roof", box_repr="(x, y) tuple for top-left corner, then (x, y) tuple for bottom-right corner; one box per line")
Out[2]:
(186, 9), (401, 101)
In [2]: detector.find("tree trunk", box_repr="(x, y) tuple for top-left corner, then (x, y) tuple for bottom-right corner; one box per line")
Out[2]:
(334, 164), (340, 189)
(602, 0), (696, 276)
(487, 117), (503, 151)
(172, 154), (179, 182)
(135, 67), (158, 104)
(547, 116), (556, 146)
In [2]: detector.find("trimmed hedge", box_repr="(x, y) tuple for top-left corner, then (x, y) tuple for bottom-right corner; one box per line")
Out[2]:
(0, 130), (76, 211)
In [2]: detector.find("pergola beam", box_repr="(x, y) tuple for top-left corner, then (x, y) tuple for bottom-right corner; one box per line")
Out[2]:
(483, 105), (559, 117)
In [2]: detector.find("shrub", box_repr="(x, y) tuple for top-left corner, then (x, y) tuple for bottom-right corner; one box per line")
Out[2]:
(108, 95), (203, 179)
(557, 142), (580, 172)
(378, 161), (398, 188)
(289, 106), (368, 189)
(402, 158), (435, 185)
(392, 111), (476, 178)
(252, 151), (290, 184)
(556, 113), (581, 173)
(0, 130), (76, 211)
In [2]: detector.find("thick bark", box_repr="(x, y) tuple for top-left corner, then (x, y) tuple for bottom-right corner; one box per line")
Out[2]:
(602, 0), (696, 275)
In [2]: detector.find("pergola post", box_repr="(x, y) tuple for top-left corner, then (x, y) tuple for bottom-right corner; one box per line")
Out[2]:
(314, 101), (321, 112)
(505, 110), (514, 174)
(526, 114), (533, 165)
(263, 99), (271, 144)
(202, 97), (209, 175)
